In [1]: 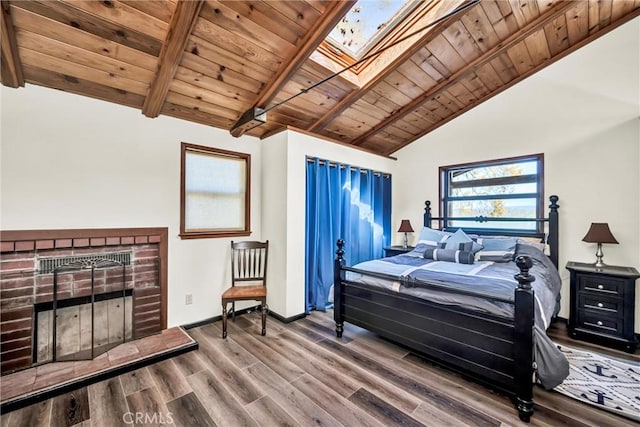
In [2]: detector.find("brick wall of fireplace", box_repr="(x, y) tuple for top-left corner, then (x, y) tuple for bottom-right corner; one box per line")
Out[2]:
(0, 228), (168, 375)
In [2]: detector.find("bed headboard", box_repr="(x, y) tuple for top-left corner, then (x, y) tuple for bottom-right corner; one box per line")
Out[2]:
(423, 195), (560, 268)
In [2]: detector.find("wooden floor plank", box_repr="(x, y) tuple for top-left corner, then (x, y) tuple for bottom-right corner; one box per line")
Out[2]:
(298, 316), (354, 343)
(145, 359), (191, 402)
(411, 401), (475, 427)
(50, 388), (90, 427)
(188, 328), (263, 405)
(124, 387), (171, 427)
(165, 392), (216, 427)
(277, 329), (422, 413)
(245, 362), (343, 427)
(118, 367), (155, 396)
(186, 369), (258, 427)
(280, 318), (329, 343)
(402, 352), (550, 426)
(200, 323), (259, 368)
(225, 314), (254, 330)
(319, 338), (502, 427)
(87, 377), (128, 427)
(228, 308), (287, 336)
(208, 322), (305, 382)
(170, 350), (208, 377)
(256, 328), (361, 397)
(2, 399), (51, 427)
(244, 395), (300, 427)
(291, 374), (385, 427)
(348, 332), (526, 426)
(348, 388), (426, 427)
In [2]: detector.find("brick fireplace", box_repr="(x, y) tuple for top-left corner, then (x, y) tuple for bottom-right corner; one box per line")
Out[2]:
(0, 228), (168, 375)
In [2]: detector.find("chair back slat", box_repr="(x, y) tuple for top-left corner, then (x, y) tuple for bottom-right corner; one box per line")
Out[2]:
(231, 241), (268, 286)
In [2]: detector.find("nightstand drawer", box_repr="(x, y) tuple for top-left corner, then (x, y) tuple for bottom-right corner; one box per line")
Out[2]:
(578, 294), (622, 316)
(567, 261), (639, 352)
(576, 311), (623, 335)
(578, 274), (624, 296)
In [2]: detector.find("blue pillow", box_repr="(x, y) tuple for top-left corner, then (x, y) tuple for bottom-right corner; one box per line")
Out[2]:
(475, 237), (517, 262)
(416, 227), (450, 246)
(444, 229), (483, 253)
(423, 247), (475, 264)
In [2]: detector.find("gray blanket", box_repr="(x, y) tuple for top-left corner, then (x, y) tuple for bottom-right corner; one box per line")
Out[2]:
(345, 243), (569, 389)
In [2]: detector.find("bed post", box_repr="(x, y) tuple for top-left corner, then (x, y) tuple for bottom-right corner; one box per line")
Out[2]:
(547, 195), (559, 269)
(513, 255), (535, 422)
(423, 200), (432, 227)
(334, 239), (345, 338)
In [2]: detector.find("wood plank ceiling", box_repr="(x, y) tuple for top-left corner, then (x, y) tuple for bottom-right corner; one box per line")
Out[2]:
(2, 0), (639, 157)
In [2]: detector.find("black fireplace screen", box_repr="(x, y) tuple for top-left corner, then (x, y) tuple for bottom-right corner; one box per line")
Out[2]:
(34, 257), (132, 363)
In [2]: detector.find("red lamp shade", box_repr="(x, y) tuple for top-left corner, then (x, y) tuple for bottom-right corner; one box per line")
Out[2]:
(582, 223), (618, 244)
(397, 220), (414, 233)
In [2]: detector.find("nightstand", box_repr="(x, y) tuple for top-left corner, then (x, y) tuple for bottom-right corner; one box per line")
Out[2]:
(384, 245), (415, 257)
(566, 261), (639, 353)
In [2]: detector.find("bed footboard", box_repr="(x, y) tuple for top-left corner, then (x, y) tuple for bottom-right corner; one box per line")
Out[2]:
(333, 240), (536, 422)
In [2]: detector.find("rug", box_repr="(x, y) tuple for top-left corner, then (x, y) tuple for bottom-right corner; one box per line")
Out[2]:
(553, 343), (640, 422)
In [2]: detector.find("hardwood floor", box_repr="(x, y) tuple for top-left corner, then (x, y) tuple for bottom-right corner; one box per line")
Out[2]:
(1, 310), (638, 427)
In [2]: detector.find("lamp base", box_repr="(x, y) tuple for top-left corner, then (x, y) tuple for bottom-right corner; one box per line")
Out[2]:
(402, 233), (408, 249)
(593, 243), (605, 268)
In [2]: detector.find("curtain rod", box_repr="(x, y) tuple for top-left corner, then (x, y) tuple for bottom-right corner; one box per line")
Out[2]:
(306, 157), (391, 178)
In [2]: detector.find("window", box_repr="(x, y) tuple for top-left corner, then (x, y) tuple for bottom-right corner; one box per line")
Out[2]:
(180, 143), (250, 239)
(440, 154), (544, 234)
(325, 0), (420, 60)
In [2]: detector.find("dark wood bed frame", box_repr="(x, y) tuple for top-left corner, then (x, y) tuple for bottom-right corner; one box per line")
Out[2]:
(333, 195), (560, 422)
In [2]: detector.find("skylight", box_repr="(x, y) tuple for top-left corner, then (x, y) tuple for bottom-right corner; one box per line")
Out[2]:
(326, 0), (418, 60)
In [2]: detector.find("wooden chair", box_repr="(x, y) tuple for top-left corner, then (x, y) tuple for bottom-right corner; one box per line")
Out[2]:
(222, 240), (268, 339)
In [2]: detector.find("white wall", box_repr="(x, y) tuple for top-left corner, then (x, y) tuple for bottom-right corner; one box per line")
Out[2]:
(261, 132), (288, 316)
(0, 85), (262, 327)
(262, 130), (396, 318)
(392, 17), (640, 329)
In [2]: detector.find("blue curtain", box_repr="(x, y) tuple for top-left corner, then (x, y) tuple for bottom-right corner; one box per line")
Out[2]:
(305, 158), (391, 312)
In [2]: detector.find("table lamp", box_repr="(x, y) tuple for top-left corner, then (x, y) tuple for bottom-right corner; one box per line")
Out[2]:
(582, 222), (618, 267)
(398, 220), (414, 249)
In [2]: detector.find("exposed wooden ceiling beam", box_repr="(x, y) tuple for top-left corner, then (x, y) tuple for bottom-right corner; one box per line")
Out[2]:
(382, 4), (640, 156)
(1, 2), (25, 88)
(230, 0), (355, 138)
(256, 0), (355, 109)
(142, 0), (203, 118)
(306, 0), (469, 133)
(352, 0), (579, 147)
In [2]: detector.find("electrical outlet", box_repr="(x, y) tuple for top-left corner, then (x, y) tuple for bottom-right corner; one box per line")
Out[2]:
(185, 294), (193, 305)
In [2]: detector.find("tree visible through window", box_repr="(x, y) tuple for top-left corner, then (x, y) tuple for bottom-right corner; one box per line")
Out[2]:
(440, 154), (544, 234)
(180, 143), (250, 239)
